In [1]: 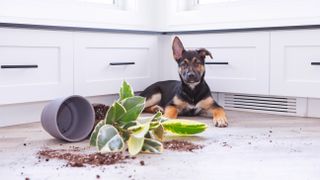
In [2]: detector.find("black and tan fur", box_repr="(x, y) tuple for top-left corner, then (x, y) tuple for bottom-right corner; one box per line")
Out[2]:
(140, 36), (228, 127)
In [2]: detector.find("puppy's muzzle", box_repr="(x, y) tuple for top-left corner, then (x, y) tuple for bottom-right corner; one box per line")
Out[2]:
(185, 72), (200, 83)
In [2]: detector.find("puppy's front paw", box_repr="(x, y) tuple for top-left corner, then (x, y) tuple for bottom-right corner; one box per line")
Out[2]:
(212, 108), (228, 128)
(213, 115), (228, 128)
(164, 105), (178, 119)
(153, 105), (164, 113)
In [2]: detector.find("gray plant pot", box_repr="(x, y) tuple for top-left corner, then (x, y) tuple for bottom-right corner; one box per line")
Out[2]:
(41, 95), (95, 142)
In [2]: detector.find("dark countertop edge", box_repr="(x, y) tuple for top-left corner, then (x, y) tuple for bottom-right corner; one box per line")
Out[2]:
(1, 22), (320, 35)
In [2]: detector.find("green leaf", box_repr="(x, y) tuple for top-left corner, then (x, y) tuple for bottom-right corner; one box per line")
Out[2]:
(142, 138), (163, 154)
(122, 121), (137, 129)
(120, 96), (145, 123)
(89, 120), (105, 146)
(105, 102), (126, 124)
(132, 117), (151, 138)
(151, 124), (164, 141)
(126, 116), (152, 155)
(149, 121), (160, 130)
(127, 135), (144, 156)
(96, 125), (125, 153)
(149, 112), (163, 130)
(119, 81), (134, 101)
(162, 119), (208, 135)
(136, 116), (151, 124)
(127, 124), (144, 133)
(137, 111), (161, 130)
(151, 111), (162, 121)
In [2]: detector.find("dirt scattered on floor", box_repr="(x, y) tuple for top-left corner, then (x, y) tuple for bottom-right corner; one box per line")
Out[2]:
(269, 130), (273, 133)
(37, 140), (204, 168)
(37, 149), (130, 167)
(139, 160), (145, 166)
(221, 142), (232, 148)
(163, 140), (204, 152)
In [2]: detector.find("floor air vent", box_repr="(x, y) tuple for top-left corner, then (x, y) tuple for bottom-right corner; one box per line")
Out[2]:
(222, 93), (297, 115)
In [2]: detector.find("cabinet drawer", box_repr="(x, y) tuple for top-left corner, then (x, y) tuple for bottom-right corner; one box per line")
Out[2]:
(0, 28), (73, 105)
(74, 33), (158, 96)
(270, 30), (320, 98)
(178, 32), (269, 94)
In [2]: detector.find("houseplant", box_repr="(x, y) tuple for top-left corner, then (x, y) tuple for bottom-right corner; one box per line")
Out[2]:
(90, 81), (207, 155)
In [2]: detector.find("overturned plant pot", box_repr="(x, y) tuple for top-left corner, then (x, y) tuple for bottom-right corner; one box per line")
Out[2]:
(41, 95), (95, 142)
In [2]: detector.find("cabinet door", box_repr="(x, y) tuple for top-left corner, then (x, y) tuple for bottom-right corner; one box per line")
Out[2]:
(0, 28), (73, 105)
(270, 30), (320, 98)
(177, 32), (269, 94)
(74, 33), (158, 96)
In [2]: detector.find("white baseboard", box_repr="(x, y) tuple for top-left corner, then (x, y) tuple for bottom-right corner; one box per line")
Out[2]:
(0, 101), (47, 127)
(307, 98), (320, 118)
(0, 95), (118, 127)
(1, 93), (318, 127)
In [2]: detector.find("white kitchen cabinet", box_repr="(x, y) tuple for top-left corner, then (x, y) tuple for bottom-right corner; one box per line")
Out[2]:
(0, 28), (73, 105)
(74, 32), (158, 96)
(176, 32), (270, 95)
(270, 29), (320, 98)
(3, 27), (320, 127)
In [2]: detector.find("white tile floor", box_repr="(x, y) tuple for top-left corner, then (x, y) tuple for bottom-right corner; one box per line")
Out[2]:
(1, 110), (320, 180)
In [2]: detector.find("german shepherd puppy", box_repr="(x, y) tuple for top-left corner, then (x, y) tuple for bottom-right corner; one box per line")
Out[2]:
(140, 36), (228, 127)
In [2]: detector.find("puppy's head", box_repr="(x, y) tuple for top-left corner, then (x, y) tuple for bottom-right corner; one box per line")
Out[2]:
(172, 36), (212, 87)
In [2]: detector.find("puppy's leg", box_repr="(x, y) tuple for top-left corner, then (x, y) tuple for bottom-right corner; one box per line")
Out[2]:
(211, 107), (228, 128)
(144, 93), (163, 113)
(198, 97), (228, 128)
(164, 105), (178, 119)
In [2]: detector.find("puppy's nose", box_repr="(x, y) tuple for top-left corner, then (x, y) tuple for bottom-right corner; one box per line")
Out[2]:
(187, 72), (196, 79)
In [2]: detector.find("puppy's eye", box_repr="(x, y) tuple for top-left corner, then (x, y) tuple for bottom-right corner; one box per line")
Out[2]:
(194, 60), (202, 66)
(181, 62), (188, 68)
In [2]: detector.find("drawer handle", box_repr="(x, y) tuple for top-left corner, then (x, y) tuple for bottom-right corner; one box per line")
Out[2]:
(205, 62), (229, 65)
(311, 62), (320, 66)
(1, 65), (38, 69)
(109, 62), (135, 66)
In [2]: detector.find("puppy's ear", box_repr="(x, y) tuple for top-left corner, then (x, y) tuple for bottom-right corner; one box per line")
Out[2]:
(172, 36), (185, 62)
(197, 48), (213, 60)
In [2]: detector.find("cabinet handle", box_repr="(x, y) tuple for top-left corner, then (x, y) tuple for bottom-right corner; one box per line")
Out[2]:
(109, 62), (135, 66)
(1, 65), (38, 69)
(205, 62), (229, 65)
(311, 62), (320, 66)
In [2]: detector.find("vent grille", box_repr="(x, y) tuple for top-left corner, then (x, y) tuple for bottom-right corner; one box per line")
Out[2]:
(223, 94), (297, 114)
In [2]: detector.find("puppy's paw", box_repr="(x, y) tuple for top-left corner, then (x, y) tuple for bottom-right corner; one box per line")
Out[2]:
(212, 108), (228, 128)
(144, 105), (164, 114)
(213, 115), (228, 128)
(164, 106), (178, 119)
(152, 105), (164, 113)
